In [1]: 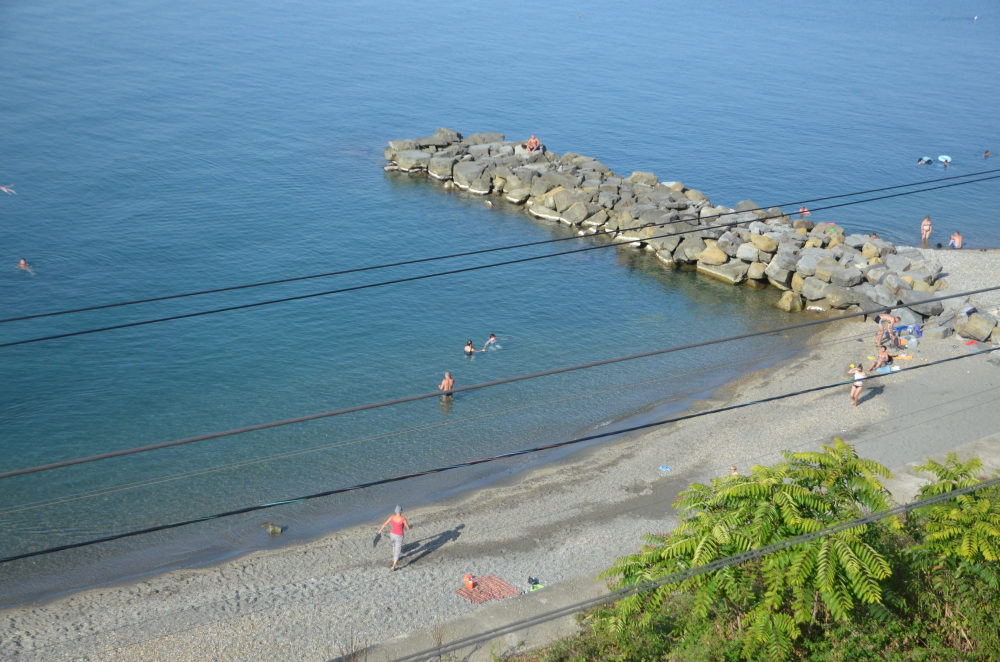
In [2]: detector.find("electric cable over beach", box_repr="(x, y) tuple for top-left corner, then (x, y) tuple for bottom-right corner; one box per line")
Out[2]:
(2, 284), (998, 481)
(2, 167), (997, 326)
(1, 174), (999, 351)
(1, 344), (995, 566)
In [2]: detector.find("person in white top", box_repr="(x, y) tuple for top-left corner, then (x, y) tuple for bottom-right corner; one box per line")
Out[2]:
(848, 365), (867, 407)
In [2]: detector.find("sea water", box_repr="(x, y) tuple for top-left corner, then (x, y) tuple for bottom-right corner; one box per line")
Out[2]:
(0, 0), (997, 605)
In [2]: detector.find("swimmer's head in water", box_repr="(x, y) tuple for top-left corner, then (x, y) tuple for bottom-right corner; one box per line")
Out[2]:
(490, 334), (496, 339)
(466, 340), (473, 346)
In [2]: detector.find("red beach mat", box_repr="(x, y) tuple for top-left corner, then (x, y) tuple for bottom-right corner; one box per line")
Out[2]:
(456, 574), (521, 604)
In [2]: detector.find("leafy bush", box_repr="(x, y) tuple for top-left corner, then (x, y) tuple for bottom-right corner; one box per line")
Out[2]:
(521, 444), (1000, 662)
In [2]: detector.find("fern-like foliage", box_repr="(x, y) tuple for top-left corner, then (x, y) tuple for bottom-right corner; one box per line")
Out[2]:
(600, 439), (893, 661)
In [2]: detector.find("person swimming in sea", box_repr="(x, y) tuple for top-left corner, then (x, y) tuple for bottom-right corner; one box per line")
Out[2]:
(0, 184), (15, 195)
(482, 333), (502, 351)
(917, 156), (933, 165)
(16, 258), (34, 274)
(464, 340), (482, 356)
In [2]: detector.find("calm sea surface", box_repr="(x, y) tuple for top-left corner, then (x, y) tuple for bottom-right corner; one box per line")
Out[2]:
(1, 0), (997, 604)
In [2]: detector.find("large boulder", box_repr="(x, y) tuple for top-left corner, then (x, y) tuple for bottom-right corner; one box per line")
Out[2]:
(814, 258), (843, 283)
(530, 178), (555, 197)
(453, 161), (486, 188)
(892, 308), (923, 326)
(795, 254), (821, 277)
(883, 272), (911, 294)
(562, 201), (597, 225)
(884, 254), (911, 272)
(865, 284), (899, 308)
(775, 291), (804, 312)
(697, 260), (750, 285)
(955, 313), (997, 342)
(749, 234), (779, 252)
(747, 262), (767, 280)
(675, 236), (707, 263)
(736, 243), (760, 263)
(626, 171), (658, 186)
(466, 132), (505, 145)
(735, 199), (765, 217)
(824, 285), (859, 309)
(801, 277), (830, 301)
(698, 245), (729, 266)
(899, 290), (944, 316)
(395, 150), (431, 171)
(646, 235), (682, 253)
(435, 127), (463, 142)
(469, 176), (492, 195)
(765, 254), (794, 286)
(831, 267), (864, 288)
(716, 231), (743, 257)
(415, 134), (452, 148)
(428, 157), (457, 180)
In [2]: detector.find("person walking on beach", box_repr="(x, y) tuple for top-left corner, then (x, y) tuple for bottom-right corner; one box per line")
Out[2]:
(848, 364), (867, 408)
(950, 231), (963, 249)
(377, 506), (411, 571)
(439, 371), (454, 397)
(920, 215), (932, 244)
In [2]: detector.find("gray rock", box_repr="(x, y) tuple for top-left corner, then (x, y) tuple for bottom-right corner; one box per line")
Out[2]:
(922, 324), (953, 340)
(395, 150), (431, 171)
(735, 199), (765, 217)
(831, 267), (864, 288)
(824, 285), (859, 309)
(775, 291), (804, 312)
(468, 176), (492, 195)
(765, 254), (794, 286)
(646, 235), (682, 253)
(899, 290), (944, 316)
(892, 307), (924, 326)
(553, 189), (591, 213)
(736, 243), (759, 263)
(749, 221), (770, 235)
(697, 260), (750, 285)
(435, 127), (463, 142)
(427, 157), (457, 180)
(530, 178), (554, 197)
(866, 284), (899, 308)
(793, 218), (815, 230)
(597, 191), (620, 209)
(453, 161), (487, 188)
(415, 134), (452, 148)
(562, 201), (595, 225)
(814, 258), (843, 283)
(505, 189), (530, 204)
(883, 254), (911, 272)
(770, 251), (799, 272)
(801, 277), (830, 301)
(747, 262), (767, 280)
(844, 234), (869, 250)
(800, 247), (835, 260)
(795, 254), (821, 277)
(865, 265), (888, 284)
(675, 236), (707, 263)
(716, 231), (743, 257)
(627, 171), (658, 186)
(466, 132), (505, 145)
(527, 204), (562, 221)
(905, 267), (935, 285)
(955, 312), (997, 341)
(883, 272), (911, 293)
(387, 139), (417, 153)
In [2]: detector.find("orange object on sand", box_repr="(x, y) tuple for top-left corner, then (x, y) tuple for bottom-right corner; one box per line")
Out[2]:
(457, 574), (520, 604)
(464, 574), (475, 590)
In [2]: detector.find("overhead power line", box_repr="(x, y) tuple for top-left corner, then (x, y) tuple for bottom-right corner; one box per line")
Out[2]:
(3, 167), (998, 326)
(0, 345), (993, 566)
(2, 284), (997, 482)
(385, 470), (1000, 662)
(2, 173), (998, 350)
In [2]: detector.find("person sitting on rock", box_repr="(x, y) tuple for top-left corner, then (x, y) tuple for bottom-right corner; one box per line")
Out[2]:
(524, 135), (540, 154)
(950, 231), (963, 249)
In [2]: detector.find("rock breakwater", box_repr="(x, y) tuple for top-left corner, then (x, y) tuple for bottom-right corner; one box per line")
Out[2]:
(384, 128), (997, 343)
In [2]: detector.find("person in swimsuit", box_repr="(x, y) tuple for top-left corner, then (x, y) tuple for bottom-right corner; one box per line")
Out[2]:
(464, 340), (482, 355)
(848, 365), (866, 407)
(482, 333), (498, 350)
(950, 231), (963, 249)
(524, 135), (540, 154)
(870, 231), (879, 240)
(920, 215), (932, 243)
(377, 505), (411, 571)
(798, 206), (811, 217)
(875, 314), (899, 346)
(16, 258), (32, 272)
(869, 346), (892, 371)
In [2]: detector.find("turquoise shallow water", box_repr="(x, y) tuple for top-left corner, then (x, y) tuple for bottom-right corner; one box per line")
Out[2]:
(0, 0), (998, 604)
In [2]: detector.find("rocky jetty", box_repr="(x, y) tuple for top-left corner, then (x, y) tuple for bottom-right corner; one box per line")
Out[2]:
(383, 128), (997, 343)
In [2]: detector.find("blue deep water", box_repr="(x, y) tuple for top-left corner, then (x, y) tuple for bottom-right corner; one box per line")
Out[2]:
(0, 0), (997, 604)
